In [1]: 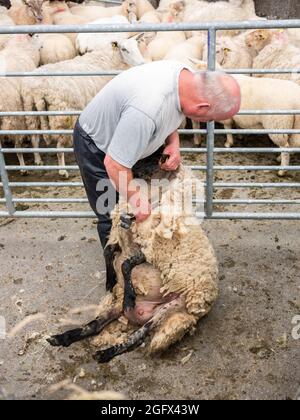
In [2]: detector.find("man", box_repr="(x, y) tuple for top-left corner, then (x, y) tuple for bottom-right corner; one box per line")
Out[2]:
(73, 60), (241, 249)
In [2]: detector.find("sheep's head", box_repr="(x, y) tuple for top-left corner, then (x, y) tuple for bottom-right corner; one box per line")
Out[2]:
(113, 34), (147, 67)
(123, 0), (138, 23)
(168, 0), (186, 21)
(245, 29), (273, 54)
(22, 0), (45, 23)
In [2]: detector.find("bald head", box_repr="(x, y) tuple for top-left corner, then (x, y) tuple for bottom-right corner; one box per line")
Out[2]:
(179, 70), (241, 122)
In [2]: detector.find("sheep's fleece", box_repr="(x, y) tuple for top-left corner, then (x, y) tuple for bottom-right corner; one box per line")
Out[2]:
(47, 164), (219, 361)
(93, 165), (219, 356)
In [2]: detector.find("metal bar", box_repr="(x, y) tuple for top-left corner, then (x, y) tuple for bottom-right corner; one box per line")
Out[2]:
(0, 130), (73, 136)
(1, 110), (300, 117)
(181, 148), (300, 153)
(205, 28), (216, 218)
(0, 141), (15, 215)
(179, 129), (300, 134)
(1, 181), (299, 189)
(2, 147), (300, 154)
(237, 110), (300, 115)
(0, 111), (81, 117)
(213, 182), (300, 188)
(3, 129), (300, 136)
(0, 182), (84, 187)
(0, 71), (121, 78)
(1, 20), (300, 36)
(1, 198), (299, 206)
(2, 148), (75, 154)
(1, 69), (300, 78)
(5, 166), (78, 171)
(0, 211), (299, 220)
(226, 69), (300, 74)
(207, 212), (300, 220)
(212, 199), (300, 205)
(0, 198), (88, 203)
(4, 164), (300, 172)
(190, 165), (300, 171)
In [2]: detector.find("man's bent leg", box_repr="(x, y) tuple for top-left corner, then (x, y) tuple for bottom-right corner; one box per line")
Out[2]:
(73, 120), (119, 249)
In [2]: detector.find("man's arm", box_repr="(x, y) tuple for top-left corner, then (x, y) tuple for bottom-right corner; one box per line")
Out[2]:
(104, 154), (151, 223)
(160, 130), (182, 171)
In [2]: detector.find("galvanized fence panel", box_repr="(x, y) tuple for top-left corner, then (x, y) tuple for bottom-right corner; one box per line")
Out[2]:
(0, 19), (300, 219)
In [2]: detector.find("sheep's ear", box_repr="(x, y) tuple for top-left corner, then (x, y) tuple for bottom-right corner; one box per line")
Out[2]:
(111, 41), (119, 49)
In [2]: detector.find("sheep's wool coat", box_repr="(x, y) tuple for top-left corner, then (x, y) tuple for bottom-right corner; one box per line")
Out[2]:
(109, 165), (219, 317)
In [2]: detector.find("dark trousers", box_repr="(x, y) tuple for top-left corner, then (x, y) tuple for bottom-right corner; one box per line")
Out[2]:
(73, 120), (164, 250)
(73, 120), (119, 249)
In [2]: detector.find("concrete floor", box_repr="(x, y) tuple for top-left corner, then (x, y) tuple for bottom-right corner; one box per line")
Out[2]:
(0, 214), (299, 400)
(0, 134), (300, 400)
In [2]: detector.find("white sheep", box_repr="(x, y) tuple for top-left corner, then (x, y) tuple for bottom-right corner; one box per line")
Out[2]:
(202, 32), (253, 69)
(0, 34), (40, 172)
(70, 0), (154, 21)
(33, 33), (76, 65)
(21, 38), (147, 177)
(0, 6), (15, 50)
(75, 15), (131, 55)
(146, 12), (186, 61)
(48, 162), (219, 361)
(183, 0), (263, 38)
(220, 75), (300, 177)
(252, 31), (300, 86)
(41, 1), (90, 45)
(8, 0), (44, 25)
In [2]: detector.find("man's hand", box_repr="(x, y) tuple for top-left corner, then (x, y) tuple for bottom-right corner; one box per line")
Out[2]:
(160, 131), (181, 171)
(132, 197), (152, 224)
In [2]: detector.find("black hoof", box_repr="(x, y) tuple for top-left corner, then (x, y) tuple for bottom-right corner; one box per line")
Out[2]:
(93, 348), (116, 364)
(123, 292), (136, 313)
(47, 328), (82, 348)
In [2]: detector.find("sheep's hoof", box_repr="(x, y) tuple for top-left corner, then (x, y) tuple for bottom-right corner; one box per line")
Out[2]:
(278, 170), (286, 177)
(20, 170), (29, 176)
(35, 160), (44, 166)
(225, 142), (233, 149)
(59, 170), (69, 179)
(47, 329), (82, 348)
(93, 349), (114, 364)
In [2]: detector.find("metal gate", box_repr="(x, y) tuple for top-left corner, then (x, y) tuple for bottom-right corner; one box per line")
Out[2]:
(1, 18), (300, 220)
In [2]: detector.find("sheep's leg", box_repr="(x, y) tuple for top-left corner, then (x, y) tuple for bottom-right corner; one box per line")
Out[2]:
(149, 311), (197, 354)
(192, 120), (202, 146)
(15, 137), (27, 176)
(57, 137), (68, 179)
(279, 149), (290, 177)
(31, 135), (43, 166)
(122, 250), (146, 312)
(104, 243), (121, 292)
(47, 309), (121, 348)
(93, 298), (182, 363)
(224, 121), (234, 148)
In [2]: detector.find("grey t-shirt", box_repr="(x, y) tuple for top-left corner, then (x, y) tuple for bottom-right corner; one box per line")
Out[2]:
(79, 60), (187, 168)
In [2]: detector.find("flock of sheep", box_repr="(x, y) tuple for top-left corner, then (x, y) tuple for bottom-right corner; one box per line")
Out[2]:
(1, 0), (300, 177)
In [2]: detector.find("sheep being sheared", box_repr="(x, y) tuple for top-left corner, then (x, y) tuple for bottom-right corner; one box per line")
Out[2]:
(48, 153), (219, 363)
